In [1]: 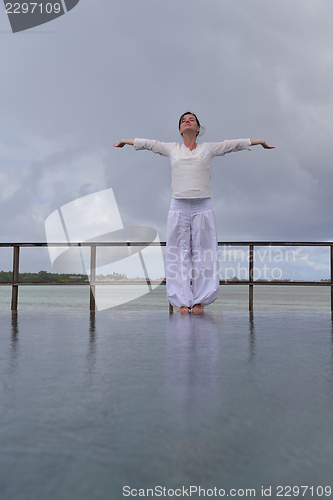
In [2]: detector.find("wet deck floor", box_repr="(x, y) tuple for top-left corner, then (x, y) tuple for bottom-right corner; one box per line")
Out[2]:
(1, 310), (333, 499)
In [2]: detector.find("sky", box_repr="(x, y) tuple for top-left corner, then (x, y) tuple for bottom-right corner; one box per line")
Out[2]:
(0, 0), (333, 280)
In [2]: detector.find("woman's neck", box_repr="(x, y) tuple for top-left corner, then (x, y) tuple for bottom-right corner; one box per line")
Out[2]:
(182, 134), (197, 151)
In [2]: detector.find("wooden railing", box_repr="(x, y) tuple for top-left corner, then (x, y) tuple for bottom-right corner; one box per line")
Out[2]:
(0, 242), (332, 313)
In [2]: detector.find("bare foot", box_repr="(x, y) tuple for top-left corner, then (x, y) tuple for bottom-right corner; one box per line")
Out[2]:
(192, 304), (204, 315)
(177, 306), (190, 314)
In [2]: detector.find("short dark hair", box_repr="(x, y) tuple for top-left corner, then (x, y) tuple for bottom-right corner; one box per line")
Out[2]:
(178, 111), (201, 136)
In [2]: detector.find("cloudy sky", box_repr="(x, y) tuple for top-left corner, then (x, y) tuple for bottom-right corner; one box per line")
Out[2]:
(0, 0), (333, 279)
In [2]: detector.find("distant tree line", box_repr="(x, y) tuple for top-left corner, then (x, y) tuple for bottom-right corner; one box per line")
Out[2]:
(95, 273), (127, 281)
(0, 270), (127, 283)
(0, 271), (88, 283)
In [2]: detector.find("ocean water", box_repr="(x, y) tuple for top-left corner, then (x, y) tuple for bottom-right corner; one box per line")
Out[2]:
(0, 284), (331, 311)
(0, 310), (333, 499)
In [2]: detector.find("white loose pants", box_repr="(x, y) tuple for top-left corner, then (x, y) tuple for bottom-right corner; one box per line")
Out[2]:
(166, 198), (219, 308)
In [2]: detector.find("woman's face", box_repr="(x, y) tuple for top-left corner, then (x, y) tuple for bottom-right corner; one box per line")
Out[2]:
(179, 114), (200, 137)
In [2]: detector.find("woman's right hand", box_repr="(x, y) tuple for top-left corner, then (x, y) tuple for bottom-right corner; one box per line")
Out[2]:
(113, 139), (134, 147)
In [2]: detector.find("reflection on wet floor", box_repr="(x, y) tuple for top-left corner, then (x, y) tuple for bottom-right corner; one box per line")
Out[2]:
(0, 310), (333, 499)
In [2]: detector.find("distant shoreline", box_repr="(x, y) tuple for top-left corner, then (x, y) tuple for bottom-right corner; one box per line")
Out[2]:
(0, 271), (330, 285)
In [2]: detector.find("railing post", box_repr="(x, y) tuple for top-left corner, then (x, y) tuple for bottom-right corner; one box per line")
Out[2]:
(90, 245), (96, 312)
(331, 245), (333, 313)
(11, 245), (20, 314)
(249, 245), (254, 312)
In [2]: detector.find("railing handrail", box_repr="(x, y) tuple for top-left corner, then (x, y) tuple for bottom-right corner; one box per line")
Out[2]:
(0, 241), (333, 247)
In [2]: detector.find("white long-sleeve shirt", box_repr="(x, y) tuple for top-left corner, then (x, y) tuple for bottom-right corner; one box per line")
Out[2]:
(134, 138), (251, 199)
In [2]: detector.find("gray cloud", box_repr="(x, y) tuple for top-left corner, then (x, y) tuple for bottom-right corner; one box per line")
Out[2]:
(1, 0), (333, 276)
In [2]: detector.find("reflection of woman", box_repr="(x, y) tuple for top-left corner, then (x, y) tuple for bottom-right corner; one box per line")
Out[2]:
(165, 313), (220, 419)
(114, 112), (274, 314)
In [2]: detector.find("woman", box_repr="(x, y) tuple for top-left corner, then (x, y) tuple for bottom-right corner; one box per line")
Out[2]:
(113, 112), (274, 314)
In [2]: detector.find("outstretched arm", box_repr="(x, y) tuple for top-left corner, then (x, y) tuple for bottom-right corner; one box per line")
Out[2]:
(250, 139), (274, 149)
(113, 139), (134, 148)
